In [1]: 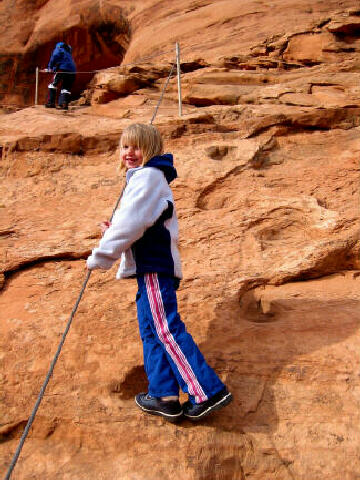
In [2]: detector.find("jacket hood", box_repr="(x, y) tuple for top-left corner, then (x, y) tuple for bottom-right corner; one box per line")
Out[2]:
(145, 154), (177, 184)
(55, 42), (72, 52)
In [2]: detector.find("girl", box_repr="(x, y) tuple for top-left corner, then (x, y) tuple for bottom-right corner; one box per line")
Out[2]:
(87, 123), (232, 422)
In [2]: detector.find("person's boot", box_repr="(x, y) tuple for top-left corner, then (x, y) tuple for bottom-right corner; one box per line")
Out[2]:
(45, 86), (56, 108)
(58, 90), (71, 110)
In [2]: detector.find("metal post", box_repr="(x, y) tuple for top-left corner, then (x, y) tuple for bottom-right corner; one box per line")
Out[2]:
(35, 67), (39, 106)
(176, 43), (182, 117)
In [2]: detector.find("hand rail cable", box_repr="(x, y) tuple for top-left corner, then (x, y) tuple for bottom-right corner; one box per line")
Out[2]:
(39, 47), (175, 75)
(2, 60), (176, 480)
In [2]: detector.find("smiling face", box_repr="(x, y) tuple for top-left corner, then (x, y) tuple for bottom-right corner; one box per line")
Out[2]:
(119, 124), (164, 171)
(120, 143), (144, 170)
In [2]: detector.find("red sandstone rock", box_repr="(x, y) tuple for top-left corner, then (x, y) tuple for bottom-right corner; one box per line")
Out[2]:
(0, 1), (360, 479)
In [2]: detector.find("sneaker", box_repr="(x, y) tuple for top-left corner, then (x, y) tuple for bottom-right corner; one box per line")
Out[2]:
(135, 393), (183, 423)
(183, 387), (233, 421)
(45, 103), (56, 108)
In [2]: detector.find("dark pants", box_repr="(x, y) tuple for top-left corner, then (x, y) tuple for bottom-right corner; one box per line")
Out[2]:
(51, 72), (76, 92)
(47, 72), (76, 107)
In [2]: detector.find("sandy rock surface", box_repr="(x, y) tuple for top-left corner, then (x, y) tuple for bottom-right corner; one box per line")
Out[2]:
(1, 1), (360, 479)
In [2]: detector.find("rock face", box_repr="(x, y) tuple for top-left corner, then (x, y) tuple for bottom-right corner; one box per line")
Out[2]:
(0, 0), (130, 106)
(1, 1), (360, 479)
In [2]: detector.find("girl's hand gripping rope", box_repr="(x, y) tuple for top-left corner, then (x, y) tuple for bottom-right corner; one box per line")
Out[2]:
(86, 220), (112, 271)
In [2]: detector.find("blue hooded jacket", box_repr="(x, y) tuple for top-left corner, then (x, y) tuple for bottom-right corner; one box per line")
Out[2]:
(48, 42), (76, 72)
(87, 154), (183, 279)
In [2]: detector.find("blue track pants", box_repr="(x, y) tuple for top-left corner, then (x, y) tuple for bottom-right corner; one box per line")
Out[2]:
(136, 273), (225, 404)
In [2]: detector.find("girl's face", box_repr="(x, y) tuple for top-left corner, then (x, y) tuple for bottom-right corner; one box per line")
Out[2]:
(121, 143), (144, 169)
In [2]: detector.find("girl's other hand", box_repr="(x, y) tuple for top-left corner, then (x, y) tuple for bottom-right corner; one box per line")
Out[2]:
(100, 221), (111, 235)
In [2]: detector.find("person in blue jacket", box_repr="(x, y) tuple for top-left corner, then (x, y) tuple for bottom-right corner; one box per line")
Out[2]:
(45, 42), (76, 110)
(86, 123), (233, 423)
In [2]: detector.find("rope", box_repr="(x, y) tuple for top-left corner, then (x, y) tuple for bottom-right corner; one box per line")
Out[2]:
(3, 271), (91, 480)
(101, 63), (175, 218)
(2, 61), (175, 480)
(39, 47), (175, 75)
(150, 62), (176, 125)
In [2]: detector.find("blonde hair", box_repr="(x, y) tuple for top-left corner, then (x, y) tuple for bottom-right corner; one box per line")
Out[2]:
(119, 123), (163, 170)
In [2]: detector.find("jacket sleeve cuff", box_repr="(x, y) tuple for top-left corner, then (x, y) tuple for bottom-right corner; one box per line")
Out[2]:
(86, 254), (114, 270)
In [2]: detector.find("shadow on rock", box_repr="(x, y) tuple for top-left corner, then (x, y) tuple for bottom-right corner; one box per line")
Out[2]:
(197, 283), (360, 435)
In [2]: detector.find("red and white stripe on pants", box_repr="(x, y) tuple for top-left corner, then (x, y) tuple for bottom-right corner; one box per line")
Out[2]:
(145, 273), (208, 404)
